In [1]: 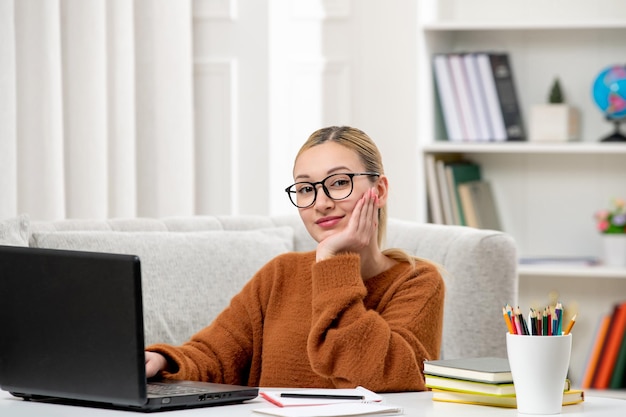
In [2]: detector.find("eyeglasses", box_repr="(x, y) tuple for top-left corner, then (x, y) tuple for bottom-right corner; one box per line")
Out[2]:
(284, 172), (380, 208)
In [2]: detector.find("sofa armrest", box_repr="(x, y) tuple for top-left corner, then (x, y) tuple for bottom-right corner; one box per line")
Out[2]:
(386, 219), (518, 359)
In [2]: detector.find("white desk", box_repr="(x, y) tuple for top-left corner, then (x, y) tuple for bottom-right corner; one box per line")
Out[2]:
(2, 389), (626, 416)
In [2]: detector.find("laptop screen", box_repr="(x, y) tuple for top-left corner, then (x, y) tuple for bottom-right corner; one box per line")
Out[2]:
(0, 246), (148, 406)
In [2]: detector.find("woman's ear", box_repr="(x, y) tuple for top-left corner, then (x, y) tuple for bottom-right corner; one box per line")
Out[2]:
(375, 175), (389, 206)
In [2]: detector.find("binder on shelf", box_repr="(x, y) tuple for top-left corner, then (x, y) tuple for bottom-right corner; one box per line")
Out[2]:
(487, 53), (525, 141)
(463, 53), (492, 140)
(434, 51), (524, 142)
(448, 54), (479, 141)
(433, 54), (464, 142)
(476, 53), (508, 141)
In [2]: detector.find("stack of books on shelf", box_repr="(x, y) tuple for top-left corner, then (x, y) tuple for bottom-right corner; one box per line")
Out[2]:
(581, 300), (626, 390)
(433, 51), (525, 142)
(424, 156), (502, 229)
(424, 357), (584, 408)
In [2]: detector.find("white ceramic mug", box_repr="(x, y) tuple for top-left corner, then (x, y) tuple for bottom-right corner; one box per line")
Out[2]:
(506, 333), (572, 415)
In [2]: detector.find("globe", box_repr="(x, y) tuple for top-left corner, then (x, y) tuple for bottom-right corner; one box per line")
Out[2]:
(592, 64), (626, 141)
(592, 65), (626, 119)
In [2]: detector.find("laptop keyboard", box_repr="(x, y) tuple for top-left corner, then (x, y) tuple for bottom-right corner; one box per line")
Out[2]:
(147, 383), (210, 396)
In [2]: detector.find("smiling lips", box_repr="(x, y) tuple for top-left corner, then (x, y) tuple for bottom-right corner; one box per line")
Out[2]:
(315, 216), (343, 228)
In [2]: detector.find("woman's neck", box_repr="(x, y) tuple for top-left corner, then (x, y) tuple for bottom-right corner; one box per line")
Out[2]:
(360, 247), (398, 280)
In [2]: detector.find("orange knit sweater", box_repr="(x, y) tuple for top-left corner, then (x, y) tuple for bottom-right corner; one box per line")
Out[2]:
(147, 251), (444, 392)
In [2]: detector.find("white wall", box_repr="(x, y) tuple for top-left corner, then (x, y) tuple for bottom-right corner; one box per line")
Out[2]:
(196, 0), (419, 220)
(348, 1), (418, 221)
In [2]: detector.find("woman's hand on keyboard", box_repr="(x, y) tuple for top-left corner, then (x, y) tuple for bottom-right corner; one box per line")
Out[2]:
(145, 351), (168, 378)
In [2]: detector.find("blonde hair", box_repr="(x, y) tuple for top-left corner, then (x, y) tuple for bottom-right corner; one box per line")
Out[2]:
(296, 126), (417, 266)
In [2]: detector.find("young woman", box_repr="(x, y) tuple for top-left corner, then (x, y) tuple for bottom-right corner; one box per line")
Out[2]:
(145, 126), (444, 391)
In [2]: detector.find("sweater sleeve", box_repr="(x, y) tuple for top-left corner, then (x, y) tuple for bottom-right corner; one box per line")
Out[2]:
(146, 257), (279, 385)
(307, 253), (444, 392)
(146, 303), (255, 385)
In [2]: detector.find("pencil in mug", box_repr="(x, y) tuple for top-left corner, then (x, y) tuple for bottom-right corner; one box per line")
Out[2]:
(516, 306), (530, 335)
(501, 303), (577, 336)
(555, 302), (563, 335)
(564, 314), (577, 335)
(503, 306), (515, 334)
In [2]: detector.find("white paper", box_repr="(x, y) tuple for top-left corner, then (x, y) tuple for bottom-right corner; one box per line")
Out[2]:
(252, 402), (403, 417)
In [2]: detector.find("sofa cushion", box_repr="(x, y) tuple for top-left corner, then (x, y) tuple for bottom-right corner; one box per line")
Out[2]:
(0, 214), (30, 246)
(30, 227), (294, 346)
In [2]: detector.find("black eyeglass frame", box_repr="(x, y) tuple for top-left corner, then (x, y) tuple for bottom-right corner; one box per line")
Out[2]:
(284, 172), (380, 208)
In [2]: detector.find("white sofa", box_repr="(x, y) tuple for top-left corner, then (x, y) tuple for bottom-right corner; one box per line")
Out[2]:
(0, 214), (517, 360)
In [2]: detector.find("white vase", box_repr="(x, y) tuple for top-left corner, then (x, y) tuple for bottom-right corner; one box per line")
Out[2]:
(602, 234), (626, 267)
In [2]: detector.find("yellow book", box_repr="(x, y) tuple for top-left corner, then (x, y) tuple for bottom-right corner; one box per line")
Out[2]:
(426, 374), (515, 396)
(431, 388), (584, 408)
(426, 375), (571, 397)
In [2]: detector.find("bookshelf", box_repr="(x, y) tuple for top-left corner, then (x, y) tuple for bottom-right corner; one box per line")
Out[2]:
(416, 0), (626, 389)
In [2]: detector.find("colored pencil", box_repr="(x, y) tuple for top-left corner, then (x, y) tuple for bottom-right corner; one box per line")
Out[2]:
(564, 314), (577, 335)
(503, 306), (516, 334)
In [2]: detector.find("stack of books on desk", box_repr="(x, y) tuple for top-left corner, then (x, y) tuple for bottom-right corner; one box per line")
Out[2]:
(424, 357), (584, 408)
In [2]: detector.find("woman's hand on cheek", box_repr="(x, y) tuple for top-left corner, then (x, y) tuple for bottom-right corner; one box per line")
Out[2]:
(315, 188), (379, 262)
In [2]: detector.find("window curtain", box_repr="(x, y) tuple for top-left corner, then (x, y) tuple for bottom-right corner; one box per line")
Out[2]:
(0, 0), (195, 221)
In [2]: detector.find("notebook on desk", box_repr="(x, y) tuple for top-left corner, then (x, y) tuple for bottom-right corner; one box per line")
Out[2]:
(0, 245), (258, 412)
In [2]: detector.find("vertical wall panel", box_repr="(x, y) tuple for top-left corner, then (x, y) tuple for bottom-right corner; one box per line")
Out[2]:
(135, 0), (195, 217)
(268, 0), (354, 216)
(286, 58), (351, 159)
(348, 0), (418, 221)
(193, 0), (237, 19)
(0, 0), (17, 219)
(15, 0), (66, 220)
(194, 59), (238, 215)
(106, 0), (137, 218)
(193, 0), (269, 215)
(289, 0), (350, 19)
(61, 0), (108, 219)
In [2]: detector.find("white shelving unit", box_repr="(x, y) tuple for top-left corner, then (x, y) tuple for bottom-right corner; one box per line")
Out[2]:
(416, 0), (626, 388)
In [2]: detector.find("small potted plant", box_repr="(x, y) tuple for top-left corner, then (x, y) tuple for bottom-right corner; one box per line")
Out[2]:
(595, 198), (626, 233)
(594, 198), (626, 266)
(529, 77), (580, 142)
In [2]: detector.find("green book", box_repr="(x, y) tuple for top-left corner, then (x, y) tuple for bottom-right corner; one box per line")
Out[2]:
(444, 161), (481, 226)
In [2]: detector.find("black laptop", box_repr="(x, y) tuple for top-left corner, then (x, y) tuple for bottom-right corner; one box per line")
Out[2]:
(0, 245), (258, 412)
